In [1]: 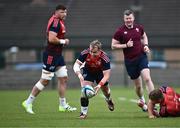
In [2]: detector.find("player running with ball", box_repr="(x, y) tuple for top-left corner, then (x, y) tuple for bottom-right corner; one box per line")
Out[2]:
(73, 40), (114, 119)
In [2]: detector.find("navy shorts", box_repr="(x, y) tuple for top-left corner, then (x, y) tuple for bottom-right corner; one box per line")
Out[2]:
(125, 53), (149, 80)
(81, 68), (108, 86)
(42, 51), (65, 72)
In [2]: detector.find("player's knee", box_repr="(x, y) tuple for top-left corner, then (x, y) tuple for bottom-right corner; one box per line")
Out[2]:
(80, 97), (89, 107)
(144, 77), (151, 83)
(55, 66), (68, 77)
(40, 79), (49, 85)
(35, 81), (46, 91)
(58, 76), (68, 84)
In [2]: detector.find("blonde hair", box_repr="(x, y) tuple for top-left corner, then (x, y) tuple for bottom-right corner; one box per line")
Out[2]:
(90, 40), (102, 49)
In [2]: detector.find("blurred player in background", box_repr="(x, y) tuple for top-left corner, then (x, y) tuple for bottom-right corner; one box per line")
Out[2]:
(22, 4), (76, 114)
(148, 86), (180, 118)
(111, 9), (154, 111)
(73, 40), (114, 119)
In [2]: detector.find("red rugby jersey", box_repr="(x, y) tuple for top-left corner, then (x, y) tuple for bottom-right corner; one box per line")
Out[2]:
(46, 14), (66, 55)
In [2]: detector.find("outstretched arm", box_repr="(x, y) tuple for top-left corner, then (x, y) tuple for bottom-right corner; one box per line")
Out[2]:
(94, 69), (111, 94)
(147, 100), (160, 118)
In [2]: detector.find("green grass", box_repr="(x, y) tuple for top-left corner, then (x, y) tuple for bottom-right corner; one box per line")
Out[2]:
(0, 87), (180, 128)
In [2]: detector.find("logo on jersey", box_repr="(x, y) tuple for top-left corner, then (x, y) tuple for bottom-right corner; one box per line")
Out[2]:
(136, 28), (139, 32)
(124, 31), (127, 34)
(43, 64), (46, 68)
(49, 66), (55, 71)
(83, 73), (87, 78)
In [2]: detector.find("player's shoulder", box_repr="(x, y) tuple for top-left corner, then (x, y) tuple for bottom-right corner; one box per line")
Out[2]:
(134, 24), (144, 29)
(81, 48), (90, 55)
(116, 25), (126, 32)
(48, 15), (60, 26)
(100, 51), (110, 63)
(159, 85), (175, 94)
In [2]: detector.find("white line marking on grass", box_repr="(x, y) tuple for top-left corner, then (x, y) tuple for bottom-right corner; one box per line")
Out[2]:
(99, 94), (138, 104)
(118, 97), (138, 104)
(129, 99), (138, 103)
(118, 97), (126, 101)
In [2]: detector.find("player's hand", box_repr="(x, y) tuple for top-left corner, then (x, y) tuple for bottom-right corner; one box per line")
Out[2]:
(94, 85), (101, 95)
(144, 45), (150, 53)
(149, 115), (157, 119)
(126, 38), (133, 48)
(64, 39), (70, 45)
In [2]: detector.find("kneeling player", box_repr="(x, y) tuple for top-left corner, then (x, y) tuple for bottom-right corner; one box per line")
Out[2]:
(148, 86), (180, 118)
(73, 40), (114, 119)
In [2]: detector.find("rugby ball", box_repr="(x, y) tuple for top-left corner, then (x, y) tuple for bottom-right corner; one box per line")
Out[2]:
(81, 85), (95, 99)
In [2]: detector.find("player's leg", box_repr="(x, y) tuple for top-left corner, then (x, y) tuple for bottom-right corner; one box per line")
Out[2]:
(22, 51), (55, 114)
(79, 80), (94, 119)
(125, 58), (147, 111)
(141, 68), (154, 94)
(78, 68), (94, 119)
(133, 77), (148, 111)
(139, 53), (154, 94)
(95, 72), (114, 111)
(133, 77), (145, 102)
(22, 69), (54, 114)
(101, 83), (114, 111)
(56, 66), (77, 112)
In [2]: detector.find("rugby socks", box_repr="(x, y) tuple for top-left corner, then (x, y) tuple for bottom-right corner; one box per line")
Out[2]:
(140, 96), (146, 103)
(81, 97), (89, 115)
(26, 94), (35, 104)
(59, 97), (67, 108)
(81, 107), (88, 115)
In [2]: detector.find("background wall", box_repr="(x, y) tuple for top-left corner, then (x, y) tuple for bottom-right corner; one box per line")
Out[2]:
(0, 0), (179, 89)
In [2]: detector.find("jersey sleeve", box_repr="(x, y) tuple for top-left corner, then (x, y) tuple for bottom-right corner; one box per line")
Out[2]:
(113, 29), (121, 42)
(101, 54), (111, 71)
(49, 19), (61, 33)
(139, 25), (144, 36)
(78, 50), (88, 63)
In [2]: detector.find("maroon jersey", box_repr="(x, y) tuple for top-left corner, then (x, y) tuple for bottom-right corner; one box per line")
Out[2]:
(78, 49), (110, 74)
(46, 14), (66, 55)
(159, 86), (180, 117)
(113, 24), (144, 60)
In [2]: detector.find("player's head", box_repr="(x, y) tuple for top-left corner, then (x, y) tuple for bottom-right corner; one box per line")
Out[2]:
(149, 89), (164, 102)
(89, 40), (102, 56)
(55, 4), (67, 20)
(123, 9), (135, 28)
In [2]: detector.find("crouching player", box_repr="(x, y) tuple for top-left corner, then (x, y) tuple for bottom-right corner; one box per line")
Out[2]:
(73, 40), (114, 119)
(148, 86), (180, 118)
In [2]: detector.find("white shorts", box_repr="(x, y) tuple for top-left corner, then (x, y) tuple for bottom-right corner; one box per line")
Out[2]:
(41, 66), (68, 80)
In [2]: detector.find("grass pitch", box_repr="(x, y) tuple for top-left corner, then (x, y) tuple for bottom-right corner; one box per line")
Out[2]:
(0, 86), (180, 128)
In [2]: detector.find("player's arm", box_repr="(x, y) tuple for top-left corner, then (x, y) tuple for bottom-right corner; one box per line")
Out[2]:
(73, 59), (84, 86)
(48, 31), (69, 45)
(142, 32), (150, 53)
(48, 20), (69, 45)
(94, 69), (111, 94)
(111, 38), (133, 49)
(73, 59), (83, 76)
(101, 69), (111, 85)
(111, 39), (127, 49)
(147, 100), (157, 119)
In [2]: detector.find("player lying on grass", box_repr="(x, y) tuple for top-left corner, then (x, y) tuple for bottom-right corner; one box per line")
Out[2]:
(73, 40), (114, 119)
(148, 86), (180, 118)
